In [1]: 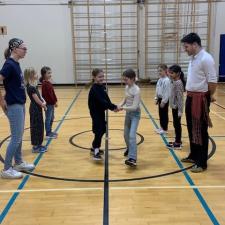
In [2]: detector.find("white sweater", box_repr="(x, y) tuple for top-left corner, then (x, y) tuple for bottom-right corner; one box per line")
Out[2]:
(155, 76), (171, 103)
(120, 84), (141, 112)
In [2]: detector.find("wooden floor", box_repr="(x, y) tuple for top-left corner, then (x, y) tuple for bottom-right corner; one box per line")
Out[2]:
(0, 84), (225, 225)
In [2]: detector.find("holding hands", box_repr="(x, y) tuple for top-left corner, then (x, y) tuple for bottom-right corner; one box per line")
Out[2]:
(114, 105), (123, 112)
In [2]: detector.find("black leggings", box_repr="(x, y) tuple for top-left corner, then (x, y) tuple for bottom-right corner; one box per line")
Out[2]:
(92, 117), (106, 149)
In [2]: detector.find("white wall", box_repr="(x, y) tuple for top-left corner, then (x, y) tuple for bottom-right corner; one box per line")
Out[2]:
(1, 1), (225, 83)
(0, 2), (74, 84)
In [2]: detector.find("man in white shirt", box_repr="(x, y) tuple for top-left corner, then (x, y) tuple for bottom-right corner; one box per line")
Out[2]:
(180, 33), (217, 173)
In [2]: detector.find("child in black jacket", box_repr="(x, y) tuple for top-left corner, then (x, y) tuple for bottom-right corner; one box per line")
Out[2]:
(88, 68), (117, 160)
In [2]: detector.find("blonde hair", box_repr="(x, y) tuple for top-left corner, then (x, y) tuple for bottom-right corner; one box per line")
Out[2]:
(24, 67), (37, 86)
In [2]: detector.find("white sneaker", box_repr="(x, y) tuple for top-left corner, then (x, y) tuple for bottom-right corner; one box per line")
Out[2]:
(14, 161), (35, 172)
(155, 128), (164, 134)
(1, 167), (23, 179)
(155, 128), (168, 135)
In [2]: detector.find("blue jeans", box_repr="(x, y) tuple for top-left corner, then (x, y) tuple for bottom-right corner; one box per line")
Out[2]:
(124, 110), (141, 161)
(4, 104), (25, 170)
(45, 105), (54, 135)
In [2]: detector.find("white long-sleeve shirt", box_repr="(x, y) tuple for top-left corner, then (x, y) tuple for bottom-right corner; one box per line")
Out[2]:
(120, 84), (141, 112)
(186, 49), (217, 92)
(155, 76), (171, 103)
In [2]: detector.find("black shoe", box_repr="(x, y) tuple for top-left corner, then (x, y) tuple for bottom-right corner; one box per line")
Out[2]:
(124, 149), (129, 157)
(181, 157), (195, 163)
(166, 142), (182, 150)
(93, 152), (103, 161)
(90, 148), (104, 155)
(125, 158), (137, 167)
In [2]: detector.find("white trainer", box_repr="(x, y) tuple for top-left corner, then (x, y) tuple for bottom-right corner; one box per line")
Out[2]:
(14, 161), (35, 172)
(1, 167), (23, 179)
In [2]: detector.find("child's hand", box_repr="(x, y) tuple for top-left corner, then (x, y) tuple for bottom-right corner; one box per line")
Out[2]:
(210, 95), (216, 102)
(41, 103), (47, 111)
(154, 97), (158, 105)
(55, 103), (58, 107)
(160, 102), (165, 108)
(178, 112), (182, 117)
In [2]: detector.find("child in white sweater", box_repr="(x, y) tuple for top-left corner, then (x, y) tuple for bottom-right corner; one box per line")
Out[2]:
(119, 68), (141, 167)
(155, 64), (171, 134)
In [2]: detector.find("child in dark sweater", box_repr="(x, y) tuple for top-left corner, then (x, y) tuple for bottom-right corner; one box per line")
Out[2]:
(88, 68), (118, 160)
(24, 68), (47, 153)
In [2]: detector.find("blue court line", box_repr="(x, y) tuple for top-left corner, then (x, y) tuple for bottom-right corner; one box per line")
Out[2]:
(0, 89), (82, 224)
(141, 100), (220, 225)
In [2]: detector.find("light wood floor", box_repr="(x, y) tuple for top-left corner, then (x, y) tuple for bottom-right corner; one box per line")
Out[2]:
(0, 84), (225, 225)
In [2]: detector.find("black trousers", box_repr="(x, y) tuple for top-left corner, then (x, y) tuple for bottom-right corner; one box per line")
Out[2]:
(30, 104), (44, 146)
(158, 98), (169, 131)
(91, 115), (106, 149)
(185, 96), (209, 168)
(172, 108), (182, 143)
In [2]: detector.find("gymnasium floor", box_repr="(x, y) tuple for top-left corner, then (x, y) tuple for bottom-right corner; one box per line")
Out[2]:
(0, 84), (225, 225)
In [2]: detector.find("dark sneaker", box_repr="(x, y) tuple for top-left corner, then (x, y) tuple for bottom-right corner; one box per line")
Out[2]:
(90, 148), (104, 155)
(181, 157), (195, 163)
(32, 146), (47, 153)
(125, 158), (137, 167)
(51, 132), (58, 136)
(46, 133), (57, 139)
(167, 142), (182, 150)
(124, 149), (129, 157)
(93, 152), (103, 161)
(191, 165), (207, 173)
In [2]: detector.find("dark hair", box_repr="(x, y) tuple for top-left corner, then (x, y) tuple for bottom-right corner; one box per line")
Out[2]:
(158, 64), (168, 71)
(4, 48), (11, 59)
(122, 68), (136, 80)
(39, 66), (51, 83)
(168, 64), (186, 91)
(92, 68), (103, 77)
(181, 32), (201, 47)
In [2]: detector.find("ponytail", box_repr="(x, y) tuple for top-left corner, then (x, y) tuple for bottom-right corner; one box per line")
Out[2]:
(4, 48), (11, 59)
(179, 71), (186, 91)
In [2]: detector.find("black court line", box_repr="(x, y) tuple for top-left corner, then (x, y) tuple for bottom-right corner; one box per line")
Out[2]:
(0, 122), (216, 183)
(213, 102), (225, 110)
(69, 129), (144, 151)
(103, 110), (109, 225)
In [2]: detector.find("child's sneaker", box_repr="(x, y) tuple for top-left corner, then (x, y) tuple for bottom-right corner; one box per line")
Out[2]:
(93, 152), (103, 161)
(167, 142), (182, 150)
(46, 132), (57, 139)
(155, 128), (163, 134)
(1, 167), (23, 179)
(51, 132), (58, 136)
(125, 158), (137, 167)
(13, 161), (35, 172)
(90, 148), (104, 155)
(156, 128), (167, 135)
(32, 145), (47, 153)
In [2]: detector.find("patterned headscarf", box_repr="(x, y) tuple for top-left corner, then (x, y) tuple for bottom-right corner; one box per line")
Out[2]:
(8, 38), (23, 51)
